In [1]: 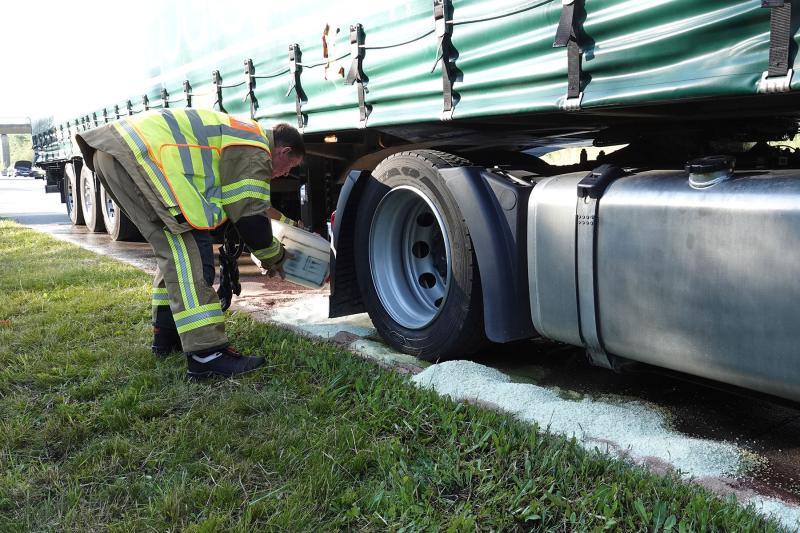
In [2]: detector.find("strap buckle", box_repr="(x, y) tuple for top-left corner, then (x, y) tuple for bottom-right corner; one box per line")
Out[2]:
(562, 92), (584, 111)
(759, 68), (794, 93)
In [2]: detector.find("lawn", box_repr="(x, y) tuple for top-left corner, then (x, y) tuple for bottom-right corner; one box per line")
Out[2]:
(0, 220), (784, 532)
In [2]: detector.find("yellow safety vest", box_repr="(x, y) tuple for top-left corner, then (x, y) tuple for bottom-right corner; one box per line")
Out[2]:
(112, 109), (271, 229)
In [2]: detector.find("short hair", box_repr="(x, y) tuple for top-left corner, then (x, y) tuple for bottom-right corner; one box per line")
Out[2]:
(273, 123), (306, 157)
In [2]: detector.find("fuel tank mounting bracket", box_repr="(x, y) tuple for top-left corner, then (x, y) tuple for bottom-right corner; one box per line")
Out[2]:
(575, 164), (625, 370)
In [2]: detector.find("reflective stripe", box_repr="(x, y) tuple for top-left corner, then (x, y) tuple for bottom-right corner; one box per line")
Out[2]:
(253, 238), (282, 260)
(184, 110), (215, 180)
(177, 313), (225, 334)
(114, 120), (177, 206)
(152, 287), (170, 307)
(183, 111), (223, 226)
(218, 124), (268, 144)
(279, 214), (296, 226)
(221, 190), (270, 205)
(175, 233), (200, 307)
(175, 305), (225, 334)
(173, 302), (221, 321)
(161, 111), (194, 178)
(221, 178), (269, 193)
(165, 231), (196, 309)
(175, 308), (224, 328)
(221, 179), (270, 205)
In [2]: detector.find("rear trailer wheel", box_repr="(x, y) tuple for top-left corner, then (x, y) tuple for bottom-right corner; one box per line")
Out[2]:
(100, 184), (141, 241)
(354, 150), (484, 361)
(79, 164), (105, 233)
(64, 162), (84, 225)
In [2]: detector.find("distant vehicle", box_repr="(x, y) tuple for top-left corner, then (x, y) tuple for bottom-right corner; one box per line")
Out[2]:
(12, 160), (33, 177)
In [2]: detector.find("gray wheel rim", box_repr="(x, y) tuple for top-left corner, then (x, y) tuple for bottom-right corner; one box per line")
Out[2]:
(82, 172), (93, 213)
(66, 171), (76, 213)
(103, 189), (117, 227)
(369, 185), (451, 330)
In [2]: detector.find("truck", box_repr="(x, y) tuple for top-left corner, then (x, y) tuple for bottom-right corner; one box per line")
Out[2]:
(32, 0), (800, 402)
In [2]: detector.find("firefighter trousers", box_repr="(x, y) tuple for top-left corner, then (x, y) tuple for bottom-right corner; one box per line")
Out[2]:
(92, 150), (228, 354)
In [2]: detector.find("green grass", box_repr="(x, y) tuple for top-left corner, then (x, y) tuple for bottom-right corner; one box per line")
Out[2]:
(0, 219), (785, 532)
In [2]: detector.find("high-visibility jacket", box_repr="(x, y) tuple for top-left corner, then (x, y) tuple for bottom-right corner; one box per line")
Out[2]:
(111, 109), (271, 229)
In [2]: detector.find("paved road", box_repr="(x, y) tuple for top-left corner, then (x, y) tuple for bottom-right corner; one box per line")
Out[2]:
(3, 176), (800, 521)
(0, 176), (157, 271)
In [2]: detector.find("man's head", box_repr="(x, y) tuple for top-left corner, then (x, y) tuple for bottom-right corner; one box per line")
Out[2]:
(271, 123), (305, 177)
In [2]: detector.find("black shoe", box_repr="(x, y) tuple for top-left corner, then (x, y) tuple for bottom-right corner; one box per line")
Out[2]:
(185, 346), (265, 379)
(152, 326), (182, 358)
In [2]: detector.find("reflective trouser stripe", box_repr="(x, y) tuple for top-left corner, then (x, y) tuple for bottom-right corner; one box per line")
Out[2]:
(163, 231), (225, 334)
(174, 304), (225, 334)
(152, 287), (170, 307)
(165, 231), (199, 309)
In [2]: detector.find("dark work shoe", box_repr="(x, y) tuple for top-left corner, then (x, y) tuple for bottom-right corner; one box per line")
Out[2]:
(185, 346), (265, 379)
(152, 326), (182, 358)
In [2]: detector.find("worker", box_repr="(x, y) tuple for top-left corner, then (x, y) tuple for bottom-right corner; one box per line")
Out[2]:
(75, 109), (304, 379)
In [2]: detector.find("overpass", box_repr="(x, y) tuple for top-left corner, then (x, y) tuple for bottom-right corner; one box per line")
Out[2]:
(0, 117), (32, 171)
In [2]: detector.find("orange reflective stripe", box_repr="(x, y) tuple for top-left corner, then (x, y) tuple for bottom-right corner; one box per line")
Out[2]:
(229, 116), (262, 135)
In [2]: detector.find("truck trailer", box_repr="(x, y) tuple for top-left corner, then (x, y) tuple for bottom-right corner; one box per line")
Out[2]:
(32, 0), (800, 402)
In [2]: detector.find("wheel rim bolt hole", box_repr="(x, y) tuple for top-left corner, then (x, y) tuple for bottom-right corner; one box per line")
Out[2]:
(412, 241), (430, 259)
(416, 212), (435, 227)
(418, 272), (436, 289)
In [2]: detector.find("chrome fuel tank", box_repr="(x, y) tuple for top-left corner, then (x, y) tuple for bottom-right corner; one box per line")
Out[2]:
(528, 170), (800, 402)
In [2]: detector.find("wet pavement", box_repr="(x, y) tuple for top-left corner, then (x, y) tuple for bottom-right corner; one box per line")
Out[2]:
(3, 176), (800, 526)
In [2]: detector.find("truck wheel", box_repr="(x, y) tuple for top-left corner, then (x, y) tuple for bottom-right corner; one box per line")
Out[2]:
(79, 164), (106, 233)
(100, 184), (141, 241)
(64, 162), (84, 225)
(354, 150), (484, 361)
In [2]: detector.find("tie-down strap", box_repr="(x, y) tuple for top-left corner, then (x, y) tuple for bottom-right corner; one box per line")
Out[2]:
(553, 0), (584, 109)
(345, 24), (371, 126)
(759, 0), (794, 93)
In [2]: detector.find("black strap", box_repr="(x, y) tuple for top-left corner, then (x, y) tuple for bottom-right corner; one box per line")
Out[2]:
(217, 223), (243, 312)
(575, 164), (625, 370)
(244, 58), (259, 119)
(287, 44), (305, 128)
(345, 24), (371, 125)
(553, 1), (575, 47)
(764, 0), (793, 78)
(553, 0), (583, 102)
(213, 70), (228, 113)
(183, 80), (193, 108)
(434, 0), (456, 116)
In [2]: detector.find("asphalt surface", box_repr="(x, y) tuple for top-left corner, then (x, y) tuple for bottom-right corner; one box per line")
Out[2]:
(2, 176), (800, 511)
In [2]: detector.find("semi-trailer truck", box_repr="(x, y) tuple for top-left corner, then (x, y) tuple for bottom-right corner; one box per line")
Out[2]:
(32, 0), (800, 402)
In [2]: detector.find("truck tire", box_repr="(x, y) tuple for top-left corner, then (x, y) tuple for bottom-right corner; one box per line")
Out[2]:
(79, 164), (106, 233)
(64, 162), (84, 225)
(354, 150), (484, 361)
(99, 184), (141, 241)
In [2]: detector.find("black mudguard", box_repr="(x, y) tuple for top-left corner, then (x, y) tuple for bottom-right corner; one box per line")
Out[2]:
(439, 166), (537, 343)
(329, 170), (369, 318)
